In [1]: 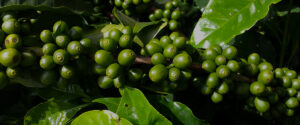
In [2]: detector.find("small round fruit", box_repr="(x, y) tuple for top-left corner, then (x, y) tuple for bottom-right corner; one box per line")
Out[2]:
(296, 92), (300, 101)
(203, 48), (218, 60)
(98, 76), (113, 89)
(286, 109), (294, 116)
(169, 32), (180, 40)
(216, 65), (230, 79)
(55, 35), (70, 48)
(149, 14), (156, 21)
(67, 41), (82, 55)
(163, 10), (171, 18)
(281, 76), (292, 88)
(254, 97), (270, 113)
(172, 0), (178, 6)
(122, 1), (130, 9)
(106, 63), (121, 79)
(151, 53), (166, 65)
(169, 20), (178, 30)
(121, 26), (132, 35)
(173, 53), (192, 69)
(20, 51), (36, 67)
(0, 71), (8, 89)
(286, 70), (297, 79)
(246, 63), (259, 76)
(211, 92), (223, 103)
(215, 55), (226, 65)
(119, 34), (132, 48)
(173, 37), (185, 49)
(165, 2), (173, 10)
(40, 70), (58, 86)
(222, 46), (237, 59)
(2, 13), (15, 22)
(285, 97), (299, 108)
(109, 29), (122, 41)
(200, 84), (212, 95)
(128, 68), (143, 82)
(80, 38), (92, 53)
(53, 20), (68, 35)
(149, 38), (160, 45)
(4, 34), (22, 48)
(258, 62), (273, 71)
(114, 0), (122, 7)
(181, 69), (192, 81)
(60, 65), (75, 79)
(118, 49), (136, 66)
(40, 30), (53, 43)
(160, 36), (172, 48)
(171, 9), (181, 20)
(140, 48), (149, 56)
(143, 0), (151, 3)
(145, 42), (162, 55)
(6, 67), (18, 78)
(69, 26), (83, 40)
(169, 67), (181, 82)
(94, 50), (114, 66)
(227, 60), (240, 72)
(218, 82), (229, 94)
(149, 64), (168, 82)
(40, 55), (55, 70)
(93, 64), (106, 75)
(202, 60), (216, 73)
(53, 49), (69, 65)
(2, 19), (20, 34)
(275, 68), (284, 78)
(248, 53), (260, 65)
(113, 75), (125, 88)
(206, 73), (219, 88)
(257, 70), (274, 84)
(292, 79), (300, 90)
(0, 48), (21, 67)
(100, 38), (118, 51)
(42, 43), (57, 55)
(154, 9), (163, 19)
(250, 81), (265, 95)
(287, 88), (297, 97)
(132, 0), (141, 5)
(210, 45), (222, 54)
(163, 44), (177, 58)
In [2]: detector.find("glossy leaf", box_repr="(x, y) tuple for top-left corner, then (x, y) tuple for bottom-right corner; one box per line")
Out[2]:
(116, 88), (172, 125)
(191, 0), (281, 48)
(93, 98), (121, 112)
(136, 22), (168, 45)
(148, 95), (210, 125)
(113, 8), (137, 27)
(24, 100), (88, 125)
(71, 110), (132, 125)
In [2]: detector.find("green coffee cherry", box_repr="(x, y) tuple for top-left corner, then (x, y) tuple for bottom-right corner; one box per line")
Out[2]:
(40, 70), (58, 86)
(118, 49), (136, 66)
(145, 42), (162, 55)
(206, 72), (219, 88)
(40, 55), (56, 70)
(4, 34), (22, 48)
(42, 43), (57, 55)
(254, 97), (270, 113)
(2, 13), (15, 22)
(93, 64), (106, 75)
(163, 10), (171, 18)
(119, 34), (132, 48)
(20, 51), (36, 67)
(149, 64), (168, 82)
(128, 68), (143, 82)
(210, 45), (222, 54)
(285, 97), (299, 108)
(292, 79), (300, 90)
(258, 62), (273, 71)
(114, 75), (125, 88)
(109, 29), (122, 41)
(80, 38), (92, 53)
(149, 14), (156, 21)
(151, 53), (166, 65)
(216, 65), (230, 79)
(98, 75), (113, 89)
(165, 2), (173, 10)
(286, 109), (294, 116)
(2, 19), (20, 34)
(106, 63), (121, 79)
(40, 30), (53, 43)
(281, 76), (292, 88)
(218, 82), (229, 94)
(286, 70), (297, 79)
(100, 38), (118, 51)
(200, 84), (213, 95)
(173, 37), (186, 49)
(56, 35), (70, 48)
(215, 55), (227, 65)
(287, 88), (297, 97)
(250, 81), (265, 95)
(257, 70), (274, 85)
(173, 53), (192, 69)
(0, 71), (8, 89)
(163, 44), (177, 58)
(203, 48), (218, 60)
(154, 9), (163, 19)
(202, 60), (216, 73)
(226, 60), (240, 72)
(94, 50), (114, 66)
(169, 67), (181, 82)
(60, 65), (75, 79)
(67, 41), (83, 56)
(169, 20), (178, 30)
(121, 26), (132, 35)
(222, 46), (237, 59)
(169, 32), (180, 40)
(171, 9), (181, 20)
(133, 0), (141, 5)
(53, 20), (69, 35)
(69, 26), (83, 40)
(275, 68), (284, 78)
(53, 49), (69, 65)
(211, 92), (223, 103)
(245, 63), (259, 76)
(172, 0), (179, 7)
(160, 36), (172, 48)
(0, 48), (21, 67)
(248, 53), (260, 65)
(181, 69), (192, 81)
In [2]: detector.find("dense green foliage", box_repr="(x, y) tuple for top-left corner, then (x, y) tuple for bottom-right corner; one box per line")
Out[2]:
(0, 0), (300, 125)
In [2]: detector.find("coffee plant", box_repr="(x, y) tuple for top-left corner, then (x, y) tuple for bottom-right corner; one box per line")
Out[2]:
(0, 0), (299, 125)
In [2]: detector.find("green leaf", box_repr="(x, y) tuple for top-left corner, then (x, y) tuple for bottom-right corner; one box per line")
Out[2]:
(71, 110), (132, 125)
(148, 95), (210, 125)
(0, 0), (93, 15)
(10, 69), (44, 88)
(136, 22), (168, 45)
(35, 84), (90, 100)
(24, 100), (89, 125)
(116, 87), (172, 125)
(113, 8), (137, 27)
(191, 0), (281, 48)
(93, 98), (121, 112)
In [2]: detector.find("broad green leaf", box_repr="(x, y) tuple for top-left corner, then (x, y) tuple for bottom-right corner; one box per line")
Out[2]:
(24, 100), (89, 125)
(35, 84), (89, 100)
(113, 8), (137, 27)
(191, 0), (281, 48)
(93, 98), (121, 112)
(71, 110), (132, 125)
(0, 0), (93, 15)
(148, 95), (210, 125)
(136, 22), (168, 44)
(133, 22), (155, 33)
(116, 88), (172, 125)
